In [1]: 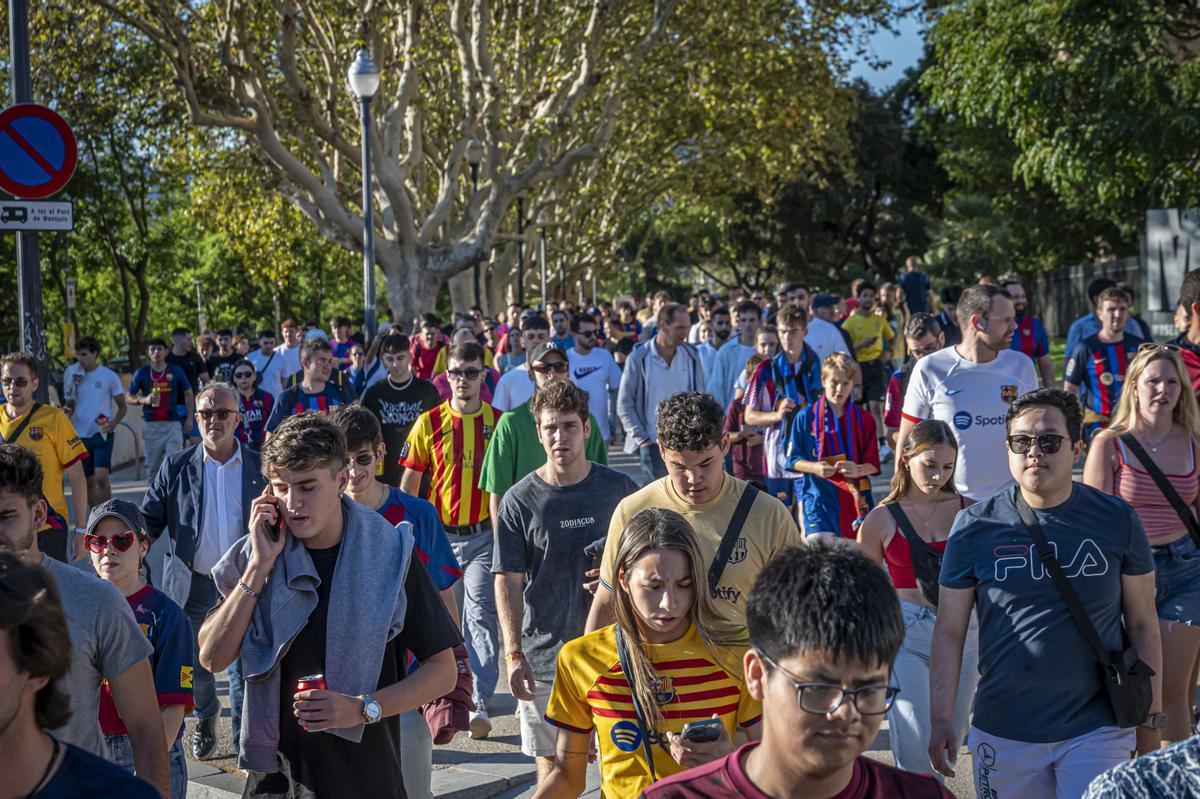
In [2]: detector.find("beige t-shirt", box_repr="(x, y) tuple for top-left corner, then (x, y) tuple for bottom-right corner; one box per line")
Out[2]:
(599, 475), (801, 641)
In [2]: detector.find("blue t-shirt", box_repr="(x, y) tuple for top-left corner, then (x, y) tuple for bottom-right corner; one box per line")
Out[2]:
(37, 742), (159, 798)
(129, 364), (191, 423)
(265, 383), (349, 432)
(1065, 313), (1151, 366)
(1063, 334), (1142, 416)
(897, 271), (931, 313)
(372, 486), (463, 591)
(940, 484), (1154, 742)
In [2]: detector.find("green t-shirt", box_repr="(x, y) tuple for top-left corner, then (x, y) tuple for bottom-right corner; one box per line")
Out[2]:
(478, 402), (609, 496)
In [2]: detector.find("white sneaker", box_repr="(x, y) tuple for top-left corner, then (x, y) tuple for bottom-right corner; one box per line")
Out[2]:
(469, 708), (492, 739)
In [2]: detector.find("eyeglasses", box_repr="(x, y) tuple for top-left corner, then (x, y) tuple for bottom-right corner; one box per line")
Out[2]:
(447, 368), (483, 381)
(1005, 433), (1067, 455)
(576, 329), (596, 339)
(197, 409), (237, 421)
(1, 377), (29, 388)
(532, 361), (569, 374)
(233, 371), (254, 380)
(84, 531), (138, 554)
(351, 452), (374, 467)
(1138, 342), (1181, 354)
(758, 651), (898, 716)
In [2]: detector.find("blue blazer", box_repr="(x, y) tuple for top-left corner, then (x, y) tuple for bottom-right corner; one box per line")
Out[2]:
(141, 443), (266, 570)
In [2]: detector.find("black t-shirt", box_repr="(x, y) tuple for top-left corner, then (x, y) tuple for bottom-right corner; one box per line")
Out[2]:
(249, 541), (460, 799)
(360, 376), (442, 485)
(165, 350), (207, 391)
(207, 352), (241, 384)
(37, 742), (159, 798)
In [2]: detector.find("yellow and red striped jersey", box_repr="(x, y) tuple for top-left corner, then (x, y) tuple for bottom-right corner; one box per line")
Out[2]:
(545, 623), (760, 798)
(399, 400), (498, 527)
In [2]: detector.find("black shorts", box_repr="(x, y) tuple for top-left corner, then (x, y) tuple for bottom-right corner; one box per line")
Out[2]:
(859, 359), (887, 403)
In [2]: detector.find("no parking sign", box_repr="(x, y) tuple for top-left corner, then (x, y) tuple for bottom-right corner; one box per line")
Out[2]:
(0, 103), (77, 199)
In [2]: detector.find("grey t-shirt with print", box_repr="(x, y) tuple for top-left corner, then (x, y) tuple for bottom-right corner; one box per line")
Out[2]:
(492, 464), (638, 682)
(42, 555), (154, 756)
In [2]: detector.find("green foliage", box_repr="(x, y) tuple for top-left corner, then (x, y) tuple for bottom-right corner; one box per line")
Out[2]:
(921, 193), (1013, 282)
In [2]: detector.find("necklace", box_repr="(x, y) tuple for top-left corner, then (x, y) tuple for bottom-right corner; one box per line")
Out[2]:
(1139, 427), (1173, 454)
(388, 374), (414, 391)
(26, 736), (60, 798)
(906, 496), (946, 528)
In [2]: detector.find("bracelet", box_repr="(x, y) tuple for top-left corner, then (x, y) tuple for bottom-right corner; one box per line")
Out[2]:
(236, 579), (260, 598)
(504, 651), (525, 663)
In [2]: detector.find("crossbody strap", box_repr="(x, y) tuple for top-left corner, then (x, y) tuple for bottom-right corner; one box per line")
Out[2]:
(1014, 491), (1118, 680)
(885, 502), (940, 561)
(0, 402), (41, 445)
(1119, 433), (1200, 548)
(614, 625), (657, 781)
(708, 484), (758, 594)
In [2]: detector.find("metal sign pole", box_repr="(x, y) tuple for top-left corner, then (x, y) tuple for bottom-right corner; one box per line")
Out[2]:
(9, 0), (48, 400)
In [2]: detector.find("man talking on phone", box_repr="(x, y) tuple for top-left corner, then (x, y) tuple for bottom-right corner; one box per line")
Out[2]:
(197, 414), (461, 798)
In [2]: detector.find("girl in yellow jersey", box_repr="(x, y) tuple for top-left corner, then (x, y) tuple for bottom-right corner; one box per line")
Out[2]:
(535, 508), (761, 798)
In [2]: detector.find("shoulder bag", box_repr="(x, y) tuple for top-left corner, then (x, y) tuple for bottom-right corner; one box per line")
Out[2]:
(0, 402), (41, 444)
(708, 484), (758, 596)
(884, 502), (941, 607)
(615, 624), (659, 781)
(1014, 490), (1153, 728)
(1118, 433), (1200, 548)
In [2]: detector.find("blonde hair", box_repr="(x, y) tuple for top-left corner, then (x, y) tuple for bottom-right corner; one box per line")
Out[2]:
(821, 351), (860, 385)
(1105, 347), (1200, 437)
(611, 508), (731, 730)
(882, 419), (959, 504)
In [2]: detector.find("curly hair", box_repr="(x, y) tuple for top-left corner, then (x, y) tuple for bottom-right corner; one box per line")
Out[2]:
(0, 444), (44, 507)
(656, 392), (724, 452)
(529, 379), (590, 424)
(260, 413), (347, 478)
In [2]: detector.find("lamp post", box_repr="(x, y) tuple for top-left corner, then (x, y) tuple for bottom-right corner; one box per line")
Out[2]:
(193, 279), (206, 333)
(466, 138), (484, 309)
(537, 211), (548, 307)
(516, 195), (526, 306)
(348, 47), (381, 343)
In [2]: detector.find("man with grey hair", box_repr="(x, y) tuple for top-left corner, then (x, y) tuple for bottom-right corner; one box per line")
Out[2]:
(141, 381), (267, 760)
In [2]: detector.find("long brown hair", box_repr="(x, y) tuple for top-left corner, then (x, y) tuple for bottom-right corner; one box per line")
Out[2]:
(882, 419), (959, 504)
(611, 508), (727, 730)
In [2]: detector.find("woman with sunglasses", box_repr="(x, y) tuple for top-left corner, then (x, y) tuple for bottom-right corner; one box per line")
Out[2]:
(231, 359), (274, 450)
(534, 508), (761, 799)
(856, 419), (978, 777)
(1085, 345), (1200, 751)
(85, 499), (193, 799)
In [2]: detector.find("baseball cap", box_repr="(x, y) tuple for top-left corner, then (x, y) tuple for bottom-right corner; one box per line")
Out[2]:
(811, 293), (838, 309)
(528, 342), (567, 365)
(86, 498), (150, 539)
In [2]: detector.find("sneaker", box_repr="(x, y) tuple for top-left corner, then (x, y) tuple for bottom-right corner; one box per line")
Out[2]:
(189, 716), (216, 760)
(468, 708), (492, 739)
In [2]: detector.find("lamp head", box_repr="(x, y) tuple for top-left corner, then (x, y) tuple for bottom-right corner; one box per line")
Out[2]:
(466, 138), (484, 167)
(347, 48), (381, 99)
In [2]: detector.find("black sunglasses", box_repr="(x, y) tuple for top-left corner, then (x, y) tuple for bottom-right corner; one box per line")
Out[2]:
(351, 452), (374, 467)
(233, 371), (255, 379)
(1005, 433), (1067, 455)
(532, 361), (569, 374)
(447, 368), (483, 381)
(1, 377), (29, 388)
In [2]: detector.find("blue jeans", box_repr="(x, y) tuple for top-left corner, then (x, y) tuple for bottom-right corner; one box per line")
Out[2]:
(184, 571), (244, 740)
(448, 527), (498, 710)
(106, 732), (189, 799)
(228, 658), (244, 750)
(638, 444), (666, 486)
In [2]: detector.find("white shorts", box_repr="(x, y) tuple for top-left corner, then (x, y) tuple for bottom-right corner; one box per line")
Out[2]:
(517, 679), (558, 758)
(968, 725), (1133, 799)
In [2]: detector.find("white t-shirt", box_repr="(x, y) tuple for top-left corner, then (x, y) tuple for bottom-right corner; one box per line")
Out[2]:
(805, 317), (851, 365)
(276, 343), (303, 378)
(63, 363), (124, 438)
(568, 347), (623, 439)
(246, 349), (289, 399)
(492, 364), (534, 411)
(902, 347), (1038, 500)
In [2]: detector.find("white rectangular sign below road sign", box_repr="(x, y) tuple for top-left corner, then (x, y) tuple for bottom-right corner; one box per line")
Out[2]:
(0, 200), (73, 231)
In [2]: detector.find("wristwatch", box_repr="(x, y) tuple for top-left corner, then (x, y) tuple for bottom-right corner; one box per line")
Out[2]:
(1140, 712), (1167, 731)
(359, 694), (382, 725)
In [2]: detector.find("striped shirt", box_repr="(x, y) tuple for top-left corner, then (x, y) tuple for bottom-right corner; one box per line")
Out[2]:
(545, 624), (760, 798)
(399, 400), (499, 527)
(1064, 334), (1142, 417)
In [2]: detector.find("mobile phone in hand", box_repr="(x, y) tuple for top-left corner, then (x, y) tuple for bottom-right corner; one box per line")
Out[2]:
(681, 718), (722, 743)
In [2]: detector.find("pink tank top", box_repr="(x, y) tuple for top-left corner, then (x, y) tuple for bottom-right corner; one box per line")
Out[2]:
(1113, 438), (1199, 540)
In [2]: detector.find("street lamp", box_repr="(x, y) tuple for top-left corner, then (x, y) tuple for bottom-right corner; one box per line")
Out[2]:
(536, 209), (549, 307)
(516, 194), (526, 306)
(466, 138), (484, 308)
(193, 279), (206, 333)
(348, 47), (381, 343)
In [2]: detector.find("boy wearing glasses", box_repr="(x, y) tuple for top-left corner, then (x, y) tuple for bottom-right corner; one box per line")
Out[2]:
(400, 342), (502, 738)
(644, 542), (952, 798)
(63, 336), (127, 506)
(930, 388), (1162, 797)
(1063, 286), (1143, 442)
(0, 352), (90, 561)
(85, 499), (193, 798)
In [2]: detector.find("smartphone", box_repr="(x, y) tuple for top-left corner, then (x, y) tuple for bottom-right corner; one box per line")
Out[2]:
(268, 514), (282, 542)
(681, 718), (722, 743)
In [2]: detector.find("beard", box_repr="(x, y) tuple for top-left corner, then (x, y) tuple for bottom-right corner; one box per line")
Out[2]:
(0, 525), (36, 560)
(714, 328), (731, 342)
(1014, 303), (1027, 317)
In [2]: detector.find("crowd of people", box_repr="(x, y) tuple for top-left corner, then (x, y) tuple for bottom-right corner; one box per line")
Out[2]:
(2, 261), (1200, 799)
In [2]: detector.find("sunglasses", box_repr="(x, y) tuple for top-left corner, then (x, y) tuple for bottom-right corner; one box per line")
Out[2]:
(532, 361), (569, 374)
(1006, 433), (1067, 455)
(351, 452), (374, 467)
(84, 531), (138, 554)
(576, 329), (597, 339)
(233, 370), (255, 379)
(197, 409), (237, 421)
(1138, 342), (1181, 354)
(1, 377), (29, 388)
(447, 368), (483, 381)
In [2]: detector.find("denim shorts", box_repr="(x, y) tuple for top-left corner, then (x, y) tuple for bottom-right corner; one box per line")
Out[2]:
(1152, 534), (1200, 626)
(81, 432), (113, 474)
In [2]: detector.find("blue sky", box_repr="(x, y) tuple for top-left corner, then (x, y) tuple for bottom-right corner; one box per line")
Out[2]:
(847, 13), (925, 90)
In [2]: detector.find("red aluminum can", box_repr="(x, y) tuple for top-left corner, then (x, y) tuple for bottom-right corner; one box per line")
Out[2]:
(296, 673), (327, 693)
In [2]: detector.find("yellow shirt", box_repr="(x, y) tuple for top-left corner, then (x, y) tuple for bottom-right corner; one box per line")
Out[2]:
(545, 623), (760, 798)
(0, 403), (87, 521)
(398, 400), (498, 526)
(841, 311), (894, 363)
(599, 475), (801, 642)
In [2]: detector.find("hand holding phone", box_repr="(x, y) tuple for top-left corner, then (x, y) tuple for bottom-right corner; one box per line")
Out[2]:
(248, 486), (287, 568)
(681, 717), (723, 743)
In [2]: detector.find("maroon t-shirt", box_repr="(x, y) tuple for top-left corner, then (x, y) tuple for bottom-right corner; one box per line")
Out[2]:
(723, 398), (763, 483)
(642, 743), (953, 799)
